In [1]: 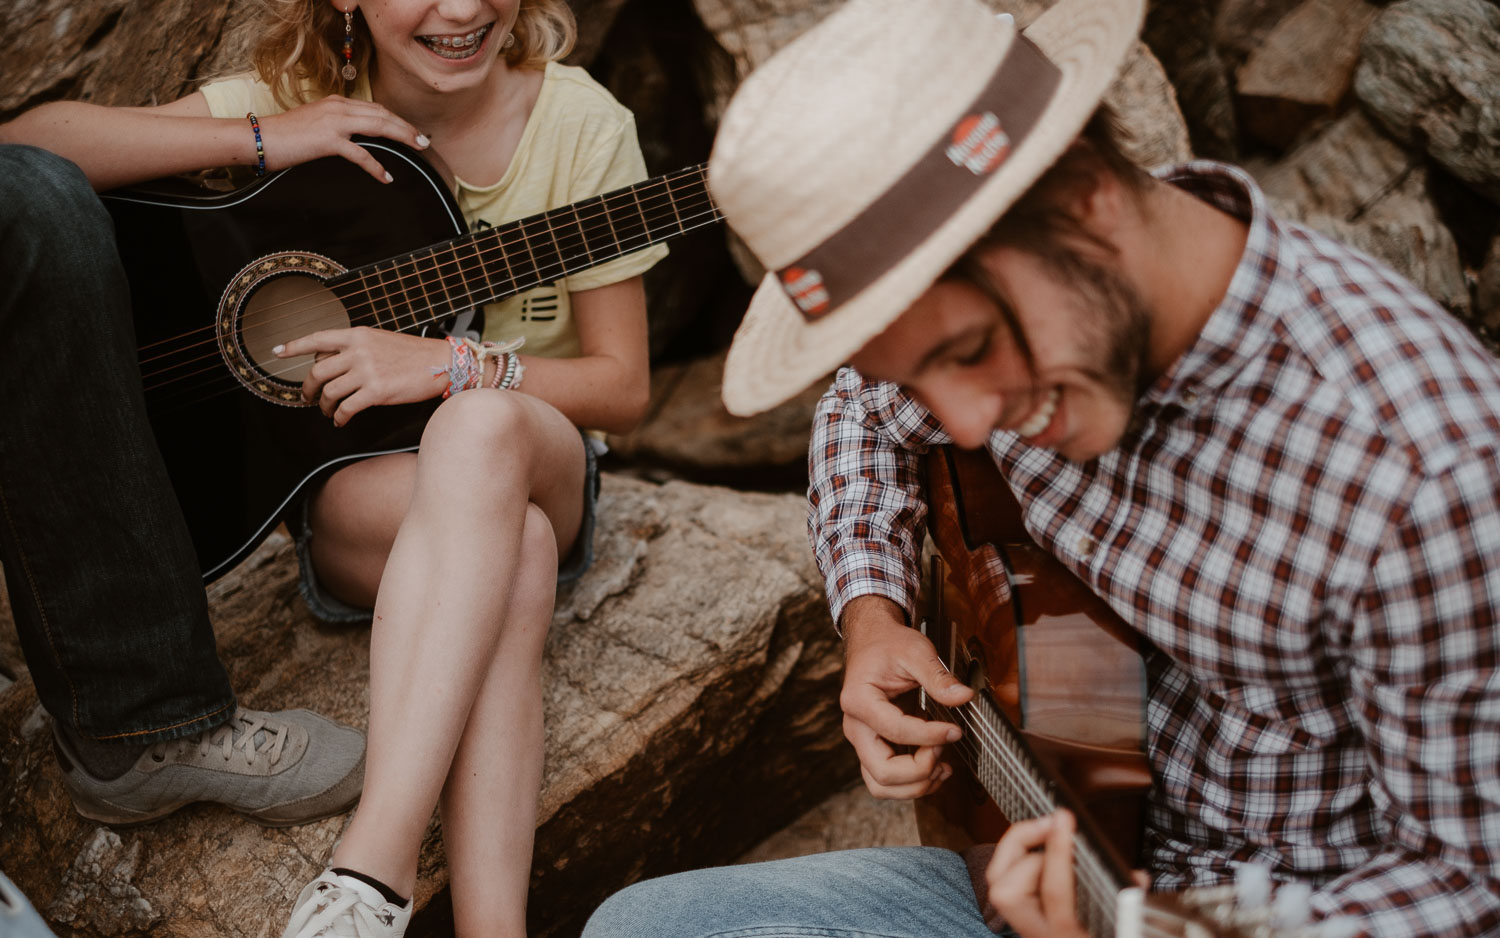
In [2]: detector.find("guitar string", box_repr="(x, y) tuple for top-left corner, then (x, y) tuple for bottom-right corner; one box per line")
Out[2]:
(926, 696), (1123, 928)
(136, 176), (715, 378)
(136, 167), (711, 362)
(139, 201), (726, 412)
(138, 196), (720, 401)
(136, 189), (720, 395)
(936, 692), (1264, 937)
(136, 165), (710, 354)
(137, 200), (723, 408)
(937, 703), (1121, 937)
(136, 169), (715, 363)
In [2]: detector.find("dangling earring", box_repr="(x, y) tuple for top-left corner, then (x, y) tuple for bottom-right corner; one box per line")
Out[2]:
(341, 9), (357, 82)
(501, 31), (516, 51)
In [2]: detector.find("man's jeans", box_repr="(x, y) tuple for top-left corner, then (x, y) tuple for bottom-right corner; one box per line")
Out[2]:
(0, 145), (234, 744)
(581, 847), (1010, 938)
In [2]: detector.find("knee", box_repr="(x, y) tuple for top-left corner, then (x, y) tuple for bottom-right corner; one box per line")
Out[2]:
(424, 389), (535, 460)
(582, 876), (706, 938)
(0, 145), (111, 247)
(520, 503), (558, 568)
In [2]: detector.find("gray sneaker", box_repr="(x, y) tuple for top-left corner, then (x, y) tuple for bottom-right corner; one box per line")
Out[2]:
(54, 708), (365, 827)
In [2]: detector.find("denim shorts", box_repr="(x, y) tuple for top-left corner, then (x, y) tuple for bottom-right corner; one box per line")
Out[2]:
(292, 430), (601, 625)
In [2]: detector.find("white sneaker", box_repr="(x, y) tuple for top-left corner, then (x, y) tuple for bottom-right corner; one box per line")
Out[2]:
(281, 869), (411, 938)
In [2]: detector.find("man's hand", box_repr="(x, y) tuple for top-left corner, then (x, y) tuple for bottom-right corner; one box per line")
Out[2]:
(985, 811), (1089, 938)
(839, 595), (974, 799)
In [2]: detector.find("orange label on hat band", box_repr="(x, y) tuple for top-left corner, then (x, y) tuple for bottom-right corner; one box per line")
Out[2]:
(774, 32), (1060, 323)
(947, 113), (1012, 176)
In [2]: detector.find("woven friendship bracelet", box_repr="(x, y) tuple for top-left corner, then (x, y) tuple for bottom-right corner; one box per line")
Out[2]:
(437, 335), (482, 399)
(246, 112), (266, 177)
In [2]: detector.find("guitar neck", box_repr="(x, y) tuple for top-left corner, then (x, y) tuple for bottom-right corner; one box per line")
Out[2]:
(921, 670), (1137, 938)
(325, 163), (718, 332)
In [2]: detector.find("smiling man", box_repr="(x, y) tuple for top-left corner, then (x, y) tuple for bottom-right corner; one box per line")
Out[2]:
(580, 0), (1500, 935)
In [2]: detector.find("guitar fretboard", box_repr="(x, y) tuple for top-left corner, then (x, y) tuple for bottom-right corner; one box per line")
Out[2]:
(326, 163), (719, 333)
(923, 682), (1130, 938)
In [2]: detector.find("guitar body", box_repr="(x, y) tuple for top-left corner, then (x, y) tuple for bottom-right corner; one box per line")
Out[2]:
(103, 142), (720, 582)
(917, 445), (1151, 869)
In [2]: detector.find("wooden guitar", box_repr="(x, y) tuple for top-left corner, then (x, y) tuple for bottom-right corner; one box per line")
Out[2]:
(916, 446), (1356, 938)
(102, 140), (720, 581)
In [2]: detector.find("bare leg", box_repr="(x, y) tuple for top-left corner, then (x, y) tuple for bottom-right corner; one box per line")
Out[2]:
(442, 502), (555, 937)
(308, 389), (583, 923)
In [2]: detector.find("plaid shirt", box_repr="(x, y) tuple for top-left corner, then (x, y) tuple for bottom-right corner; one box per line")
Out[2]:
(808, 162), (1500, 936)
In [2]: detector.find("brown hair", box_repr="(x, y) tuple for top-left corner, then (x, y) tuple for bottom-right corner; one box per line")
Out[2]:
(243, 0), (577, 109)
(941, 105), (1152, 370)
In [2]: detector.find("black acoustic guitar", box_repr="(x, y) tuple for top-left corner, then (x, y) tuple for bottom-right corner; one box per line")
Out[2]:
(103, 139), (720, 581)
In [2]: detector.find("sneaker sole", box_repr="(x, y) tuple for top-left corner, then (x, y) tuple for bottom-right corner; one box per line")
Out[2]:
(69, 796), (360, 830)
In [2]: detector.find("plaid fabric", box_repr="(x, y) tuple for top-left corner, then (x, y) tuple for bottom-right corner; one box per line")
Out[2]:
(808, 162), (1500, 936)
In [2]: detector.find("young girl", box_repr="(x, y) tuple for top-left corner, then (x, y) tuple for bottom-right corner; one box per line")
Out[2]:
(0, 1), (664, 935)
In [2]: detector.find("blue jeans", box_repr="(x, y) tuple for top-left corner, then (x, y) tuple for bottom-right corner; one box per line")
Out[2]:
(0, 145), (235, 744)
(582, 847), (1007, 938)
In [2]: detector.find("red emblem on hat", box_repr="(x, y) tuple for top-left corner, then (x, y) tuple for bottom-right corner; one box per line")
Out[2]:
(946, 112), (1011, 175)
(781, 267), (831, 318)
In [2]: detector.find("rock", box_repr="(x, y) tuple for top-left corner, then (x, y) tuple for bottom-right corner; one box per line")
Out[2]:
(1478, 236), (1500, 333)
(1353, 0), (1500, 204)
(1255, 110), (1470, 316)
(0, 0), (233, 118)
(1233, 0), (1382, 150)
(1144, 0), (1240, 160)
(736, 784), (920, 865)
(0, 474), (855, 938)
(608, 349), (827, 486)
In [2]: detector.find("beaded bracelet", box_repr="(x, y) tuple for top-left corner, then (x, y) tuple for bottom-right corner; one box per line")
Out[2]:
(246, 113), (266, 177)
(465, 336), (526, 390)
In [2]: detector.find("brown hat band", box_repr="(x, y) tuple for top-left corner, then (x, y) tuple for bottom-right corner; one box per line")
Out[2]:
(775, 33), (1062, 322)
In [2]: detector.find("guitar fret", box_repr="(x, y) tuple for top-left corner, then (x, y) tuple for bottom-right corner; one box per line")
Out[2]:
(331, 163), (716, 336)
(359, 268), (391, 329)
(391, 257), (422, 331)
(520, 215), (563, 290)
(453, 240), (480, 315)
(465, 236), (494, 303)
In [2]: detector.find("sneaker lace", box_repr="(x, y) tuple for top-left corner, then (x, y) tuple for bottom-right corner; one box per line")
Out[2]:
(149, 708), (290, 767)
(286, 880), (400, 938)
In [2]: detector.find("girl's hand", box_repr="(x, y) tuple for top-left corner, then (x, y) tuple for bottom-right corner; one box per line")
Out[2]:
(985, 811), (1089, 938)
(275, 327), (449, 426)
(257, 96), (429, 183)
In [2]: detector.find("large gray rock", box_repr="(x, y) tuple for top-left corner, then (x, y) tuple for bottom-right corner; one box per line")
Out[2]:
(1255, 110), (1470, 316)
(1353, 0), (1500, 205)
(608, 349), (827, 485)
(0, 474), (855, 938)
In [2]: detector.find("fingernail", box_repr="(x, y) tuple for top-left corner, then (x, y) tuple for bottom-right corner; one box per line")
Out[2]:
(945, 727), (961, 742)
(272, 344), (285, 355)
(416, 134), (430, 147)
(383, 171), (394, 183)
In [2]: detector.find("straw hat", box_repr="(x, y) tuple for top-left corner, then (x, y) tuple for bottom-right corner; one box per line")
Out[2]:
(710, 0), (1145, 416)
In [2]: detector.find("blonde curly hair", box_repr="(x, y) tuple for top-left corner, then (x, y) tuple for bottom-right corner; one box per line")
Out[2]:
(245, 0), (576, 109)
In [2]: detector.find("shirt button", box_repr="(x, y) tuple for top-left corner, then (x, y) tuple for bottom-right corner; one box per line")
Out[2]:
(1181, 388), (1199, 406)
(1077, 536), (1096, 557)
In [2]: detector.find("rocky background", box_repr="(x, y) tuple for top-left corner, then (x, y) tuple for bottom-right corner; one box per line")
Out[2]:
(2, 0), (1498, 935)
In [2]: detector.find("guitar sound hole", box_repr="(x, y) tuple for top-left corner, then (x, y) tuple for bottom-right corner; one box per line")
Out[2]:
(239, 273), (351, 384)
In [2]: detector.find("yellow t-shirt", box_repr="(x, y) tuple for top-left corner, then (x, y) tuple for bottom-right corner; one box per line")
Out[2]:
(200, 62), (668, 360)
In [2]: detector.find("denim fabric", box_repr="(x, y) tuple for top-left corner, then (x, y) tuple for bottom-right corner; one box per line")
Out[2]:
(291, 429), (601, 624)
(0, 146), (235, 744)
(582, 847), (1010, 938)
